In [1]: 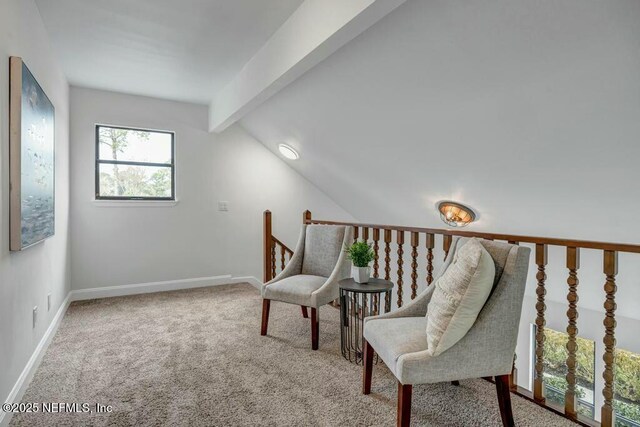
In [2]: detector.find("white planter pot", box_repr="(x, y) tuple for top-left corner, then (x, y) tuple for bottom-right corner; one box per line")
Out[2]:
(352, 266), (371, 284)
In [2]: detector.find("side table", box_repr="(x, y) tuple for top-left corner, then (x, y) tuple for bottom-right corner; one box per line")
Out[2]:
(339, 278), (393, 365)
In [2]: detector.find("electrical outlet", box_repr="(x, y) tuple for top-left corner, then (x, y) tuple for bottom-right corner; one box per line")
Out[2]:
(33, 306), (38, 328)
(218, 201), (229, 212)
(47, 293), (52, 311)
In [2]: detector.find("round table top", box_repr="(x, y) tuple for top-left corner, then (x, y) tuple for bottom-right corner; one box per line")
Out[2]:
(338, 278), (394, 293)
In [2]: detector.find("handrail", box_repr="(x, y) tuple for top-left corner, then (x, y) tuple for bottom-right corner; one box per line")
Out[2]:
(271, 236), (293, 256)
(306, 219), (640, 254)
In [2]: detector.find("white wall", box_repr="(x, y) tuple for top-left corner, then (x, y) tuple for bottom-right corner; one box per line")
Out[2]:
(0, 0), (70, 410)
(242, 0), (640, 245)
(239, 0), (640, 413)
(70, 87), (354, 289)
(240, 0), (640, 315)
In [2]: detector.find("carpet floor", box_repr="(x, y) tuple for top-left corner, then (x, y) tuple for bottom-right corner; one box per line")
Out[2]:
(11, 283), (574, 426)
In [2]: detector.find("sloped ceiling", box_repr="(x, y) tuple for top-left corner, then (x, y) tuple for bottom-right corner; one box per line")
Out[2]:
(35, 0), (304, 104)
(240, 0), (640, 244)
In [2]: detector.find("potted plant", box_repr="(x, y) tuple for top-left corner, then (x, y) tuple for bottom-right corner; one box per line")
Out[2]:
(345, 241), (375, 283)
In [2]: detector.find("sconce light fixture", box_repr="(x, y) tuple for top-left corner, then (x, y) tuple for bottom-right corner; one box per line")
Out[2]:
(278, 143), (299, 160)
(437, 201), (476, 227)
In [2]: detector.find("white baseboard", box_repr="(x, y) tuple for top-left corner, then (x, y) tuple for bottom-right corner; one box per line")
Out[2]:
(1, 275), (262, 427)
(0, 294), (72, 427)
(231, 276), (262, 290)
(70, 275), (263, 301)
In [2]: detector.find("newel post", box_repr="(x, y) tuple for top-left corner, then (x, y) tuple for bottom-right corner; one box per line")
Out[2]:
(263, 210), (273, 283)
(303, 210), (312, 224)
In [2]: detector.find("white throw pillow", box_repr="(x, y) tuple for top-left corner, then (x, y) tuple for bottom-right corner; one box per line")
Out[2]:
(425, 238), (495, 356)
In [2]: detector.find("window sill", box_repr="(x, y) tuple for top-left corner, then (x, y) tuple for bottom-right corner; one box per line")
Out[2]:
(93, 199), (179, 207)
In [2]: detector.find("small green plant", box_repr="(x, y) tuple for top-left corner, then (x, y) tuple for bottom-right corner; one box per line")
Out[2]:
(345, 241), (375, 267)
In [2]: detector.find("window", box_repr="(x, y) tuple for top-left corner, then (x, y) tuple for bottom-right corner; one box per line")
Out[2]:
(533, 327), (640, 426)
(535, 327), (596, 419)
(614, 347), (640, 427)
(95, 125), (174, 200)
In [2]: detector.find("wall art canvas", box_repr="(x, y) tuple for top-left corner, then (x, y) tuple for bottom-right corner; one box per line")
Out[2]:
(10, 57), (55, 251)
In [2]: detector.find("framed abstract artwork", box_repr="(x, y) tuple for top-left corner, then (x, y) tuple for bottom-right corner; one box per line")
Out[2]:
(9, 57), (55, 251)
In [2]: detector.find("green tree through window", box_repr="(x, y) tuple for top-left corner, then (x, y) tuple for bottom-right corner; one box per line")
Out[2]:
(540, 328), (596, 419)
(614, 347), (640, 426)
(96, 125), (174, 200)
(536, 328), (640, 426)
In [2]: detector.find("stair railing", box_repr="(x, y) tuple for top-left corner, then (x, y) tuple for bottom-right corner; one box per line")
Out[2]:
(264, 209), (640, 427)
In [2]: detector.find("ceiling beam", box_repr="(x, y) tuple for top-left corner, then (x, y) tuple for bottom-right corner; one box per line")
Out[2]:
(208, 0), (406, 133)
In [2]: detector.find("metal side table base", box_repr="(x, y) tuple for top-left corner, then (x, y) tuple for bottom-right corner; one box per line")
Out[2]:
(339, 278), (393, 365)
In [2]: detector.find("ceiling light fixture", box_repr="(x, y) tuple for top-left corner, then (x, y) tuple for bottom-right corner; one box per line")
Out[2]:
(278, 144), (299, 160)
(437, 201), (476, 228)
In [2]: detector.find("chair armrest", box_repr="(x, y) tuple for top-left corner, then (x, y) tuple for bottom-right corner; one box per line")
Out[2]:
(263, 226), (306, 288)
(311, 226), (354, 305)
(364, 284), (435, 325)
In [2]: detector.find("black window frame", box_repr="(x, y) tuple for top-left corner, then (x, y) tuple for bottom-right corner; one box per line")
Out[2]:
(95, 124), (175, 201)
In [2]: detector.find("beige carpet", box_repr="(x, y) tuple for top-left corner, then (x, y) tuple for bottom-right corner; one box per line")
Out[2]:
(11, 283), (573, 426)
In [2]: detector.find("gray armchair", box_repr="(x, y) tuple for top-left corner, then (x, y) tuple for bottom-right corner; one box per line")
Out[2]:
(261, 224), (353, 350)
(362, 237), (530, 427)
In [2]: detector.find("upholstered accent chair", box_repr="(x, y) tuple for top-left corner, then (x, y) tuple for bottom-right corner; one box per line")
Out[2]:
(362, 237), (530, 427)
(261, 224), (353, 350)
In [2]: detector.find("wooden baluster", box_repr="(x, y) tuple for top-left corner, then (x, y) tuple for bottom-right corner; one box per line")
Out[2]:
(426, 233), (435, 285)
(601, 251), (618, 427)
(443, 235), (452, 260)
(280, 244), (286, 272)
(384, 230), (392, 281)
(302, 209), (312, 300)
(354, 226), (359, 242)
(263, 210), (272, 282)
(372, 229), (380, 314)
(362, 228), (369, 243)
(373, 229), (380, 278)
(410, 232), (419, 300)
(534, 244), (548, 403)
(271, 241), (276, 279)
(565, 247), (580, 419)
(302, 210), (312, 309)
(397, 231), (405, 308)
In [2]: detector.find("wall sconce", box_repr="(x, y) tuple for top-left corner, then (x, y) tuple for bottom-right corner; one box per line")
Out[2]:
(437, 201), (476, 227)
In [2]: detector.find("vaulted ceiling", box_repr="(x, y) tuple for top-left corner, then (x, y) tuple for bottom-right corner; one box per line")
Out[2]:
(35, 0), (406, 119)
(35, 0), (640, 244)
(240, 0), (640, 244)
(35, 0), (304, 104)
(238, 0), (640, 319)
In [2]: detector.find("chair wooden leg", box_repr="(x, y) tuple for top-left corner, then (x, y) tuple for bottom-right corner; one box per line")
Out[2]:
(397, 382), (412, 427)
(301, 306), (309, 318)
(495, 374), (515, 427)
(451, 380), (460, 386)
(363, 340), (374, 394)
(261, 299), (270, 336)
(311, 307), (319, 350)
